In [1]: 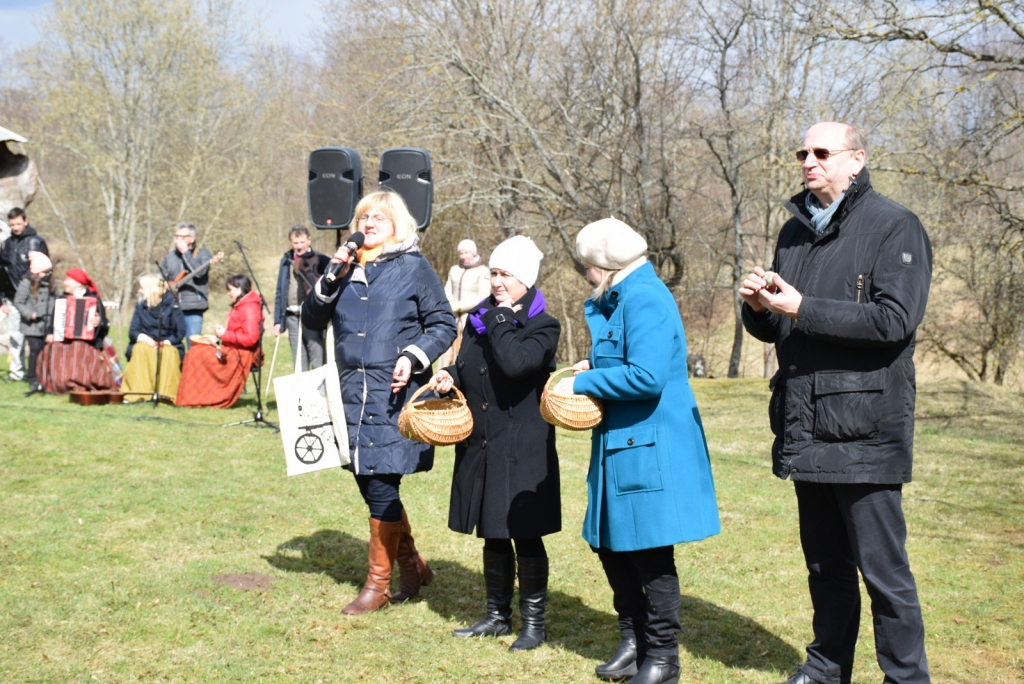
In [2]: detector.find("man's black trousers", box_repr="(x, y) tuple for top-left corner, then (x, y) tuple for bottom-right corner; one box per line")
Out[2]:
(795, 482), (930, 684)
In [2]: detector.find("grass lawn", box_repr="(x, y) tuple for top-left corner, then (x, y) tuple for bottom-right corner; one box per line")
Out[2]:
(1, 349), (1022, 682)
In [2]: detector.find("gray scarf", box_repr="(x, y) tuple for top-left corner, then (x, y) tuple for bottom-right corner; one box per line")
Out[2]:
(805, 191), (845, 236)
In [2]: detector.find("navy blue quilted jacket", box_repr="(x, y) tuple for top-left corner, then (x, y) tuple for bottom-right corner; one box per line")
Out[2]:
(302, 234), (457, 475)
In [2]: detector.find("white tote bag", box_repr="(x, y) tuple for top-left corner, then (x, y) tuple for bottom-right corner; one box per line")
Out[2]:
(274, 325), (350, 475)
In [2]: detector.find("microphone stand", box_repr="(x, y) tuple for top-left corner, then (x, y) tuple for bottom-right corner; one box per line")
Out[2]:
(148, 261), (180, 406)
(222, 240), (278, 432)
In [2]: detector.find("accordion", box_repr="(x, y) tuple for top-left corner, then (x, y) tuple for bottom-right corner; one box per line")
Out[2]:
(53, 296), (100, 341)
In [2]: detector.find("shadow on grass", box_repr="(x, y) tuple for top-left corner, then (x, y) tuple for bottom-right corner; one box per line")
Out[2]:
(264, 529), (800, 671)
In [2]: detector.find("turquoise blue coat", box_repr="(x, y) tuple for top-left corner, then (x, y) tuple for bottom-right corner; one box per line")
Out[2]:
(574, 262), (720, 552)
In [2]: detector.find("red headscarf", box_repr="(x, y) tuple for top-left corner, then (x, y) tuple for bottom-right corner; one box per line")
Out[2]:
(66, 268), (100, 296)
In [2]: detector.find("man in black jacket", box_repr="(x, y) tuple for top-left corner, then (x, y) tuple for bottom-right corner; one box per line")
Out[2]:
(740, 122), (932, 684)
(1, 207), (48, 381)
(272, 225), (329, 371)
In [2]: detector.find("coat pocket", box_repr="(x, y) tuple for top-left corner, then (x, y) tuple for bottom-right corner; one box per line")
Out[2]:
(605, 424), (664, 494)
(768, 369), (783, 437)
(594, 325), (624, 358)
(812, 370), (884, 442)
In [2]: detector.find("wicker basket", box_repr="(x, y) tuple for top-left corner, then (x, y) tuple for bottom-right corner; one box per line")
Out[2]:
(540, 367), (603, 431)
(398, 383), (474, 446)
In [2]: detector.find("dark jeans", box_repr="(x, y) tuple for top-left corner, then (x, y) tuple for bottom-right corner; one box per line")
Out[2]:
(795, 482), (930, 684)
(353, 472), (404, 523)
(25, 336), (45, 383)
(595, 545), (680, 658)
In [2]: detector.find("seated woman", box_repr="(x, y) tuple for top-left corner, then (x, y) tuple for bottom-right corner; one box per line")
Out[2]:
(36, 268), (117, 394)
(121, 274), (186, 402)
(176, 274), (263, 408)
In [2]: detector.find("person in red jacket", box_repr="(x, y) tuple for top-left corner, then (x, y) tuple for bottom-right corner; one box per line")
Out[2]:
(176, 274), (264, 407)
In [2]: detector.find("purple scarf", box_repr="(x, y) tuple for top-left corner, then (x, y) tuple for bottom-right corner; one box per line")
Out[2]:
(469, 289), (547, 334)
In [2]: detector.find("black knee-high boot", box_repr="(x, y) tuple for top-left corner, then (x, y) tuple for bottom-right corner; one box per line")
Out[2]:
(629, 568), (682, 684)
(453, 548), (514, 637)
(509, 555), (547, 651)
(596, 548), (648, 679)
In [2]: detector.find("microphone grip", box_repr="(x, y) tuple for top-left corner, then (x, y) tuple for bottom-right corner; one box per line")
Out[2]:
(325, 249), (352, 283)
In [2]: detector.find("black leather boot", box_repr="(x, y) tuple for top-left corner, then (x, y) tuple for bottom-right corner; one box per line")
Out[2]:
(509, 555), (547, 651)
(627, 653), (680, 684)
(453, 549), (513, 637)
(595, 634), (638, 679)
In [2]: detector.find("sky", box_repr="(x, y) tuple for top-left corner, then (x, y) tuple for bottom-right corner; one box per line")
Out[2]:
(0, 0), (323, 53)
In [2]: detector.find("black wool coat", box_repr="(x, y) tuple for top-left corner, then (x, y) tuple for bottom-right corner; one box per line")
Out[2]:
(742, 169), (932, 484)
(443, 288), (562, 539)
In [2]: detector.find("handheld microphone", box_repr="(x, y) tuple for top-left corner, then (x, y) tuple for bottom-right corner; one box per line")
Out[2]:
(325, 231), (365, 283)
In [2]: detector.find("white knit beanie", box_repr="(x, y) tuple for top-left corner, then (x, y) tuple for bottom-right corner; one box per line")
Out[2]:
(457, 239), (478, 254)
(489, 235), (543, 288)
(576, 218), (647, 270)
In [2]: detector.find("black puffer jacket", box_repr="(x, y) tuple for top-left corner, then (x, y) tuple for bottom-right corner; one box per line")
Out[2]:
(302, 234), (457, 476)
(0, 225), (48, 289)
(742, 169), (932, 484)
(443, 287), (561, 539)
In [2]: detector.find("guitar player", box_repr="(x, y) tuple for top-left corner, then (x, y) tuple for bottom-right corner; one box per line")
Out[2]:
(160, 222), (213, 350)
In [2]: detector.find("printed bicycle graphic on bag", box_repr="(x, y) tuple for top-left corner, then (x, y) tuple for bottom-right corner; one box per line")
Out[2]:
(293, 395), (337, 464)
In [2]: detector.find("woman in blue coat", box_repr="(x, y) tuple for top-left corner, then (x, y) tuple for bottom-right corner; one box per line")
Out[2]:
(565, 218), (720, 684)
(303, 190), (457, 616)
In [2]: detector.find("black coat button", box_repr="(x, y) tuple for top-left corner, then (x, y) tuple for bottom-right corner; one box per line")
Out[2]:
(479, 367), (487, 375)
(611, 291), (618, 298)
(627, 438), (634, 446)
(481, 402), (488, 411)
(457, 360), (465, 369)
(788, 365), (797, 372)
(786, 437), (793, 445)
(607, 331), (613, 338)
(481, 440), (487, 449)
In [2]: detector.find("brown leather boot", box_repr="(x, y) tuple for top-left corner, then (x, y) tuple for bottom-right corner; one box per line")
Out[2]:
(390, 508), (435, 603)
(342, 518), (401, 615)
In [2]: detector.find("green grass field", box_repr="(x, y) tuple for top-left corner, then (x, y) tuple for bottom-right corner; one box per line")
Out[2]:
(1, 349), (1022, 682)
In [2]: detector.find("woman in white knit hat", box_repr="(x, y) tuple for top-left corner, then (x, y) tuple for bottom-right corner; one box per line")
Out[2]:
(438, 239), (492, 368)
(567, 218), (720, 684)
(431, 235), (561, 652)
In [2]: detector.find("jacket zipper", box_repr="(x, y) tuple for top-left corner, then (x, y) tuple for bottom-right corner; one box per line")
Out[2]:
(856, 275), (864, 303)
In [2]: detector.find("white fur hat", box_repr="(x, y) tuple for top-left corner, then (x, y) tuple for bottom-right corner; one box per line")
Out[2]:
(457, 239), (478, 254)
(576, 218), (647, 270)
(489, 235), (543, 288)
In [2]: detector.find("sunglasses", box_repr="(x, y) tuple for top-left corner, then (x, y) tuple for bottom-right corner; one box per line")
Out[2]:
(796, 148), (853, 162)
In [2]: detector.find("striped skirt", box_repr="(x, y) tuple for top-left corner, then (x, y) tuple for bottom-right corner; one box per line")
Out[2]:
(36, 340), (117, 395)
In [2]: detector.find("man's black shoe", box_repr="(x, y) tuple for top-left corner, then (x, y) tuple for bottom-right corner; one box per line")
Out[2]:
(627, 653), (679, 684)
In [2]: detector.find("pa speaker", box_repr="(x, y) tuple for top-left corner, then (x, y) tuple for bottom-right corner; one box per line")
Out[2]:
(308, 147), (363, 229)
(379, 147), (433, 230)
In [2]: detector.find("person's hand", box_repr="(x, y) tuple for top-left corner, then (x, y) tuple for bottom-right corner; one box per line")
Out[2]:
(214, 324), (226, 338)
(391, 356), (413, 393)
(160, 340), (173, 346)
(739, 266), (772, 312)
(552, 377), (575, 394)
(45, 333), (53, 343)
(328, 245), (355, 278)
(89, 309), (101, 328)
(137, 333), (157, 348)
(757, 273), (802, 319)
(432, 370), (455, 393)
(493, 292), (523, 313)
(0, 303), (9, 314)
(572, 359), (591, 375)
(272, 323), (281, 337)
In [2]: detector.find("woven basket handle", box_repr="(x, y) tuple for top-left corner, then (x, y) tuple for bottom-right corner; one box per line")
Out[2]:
(544, 366), (577, 392)
(407, 381), (466, 404)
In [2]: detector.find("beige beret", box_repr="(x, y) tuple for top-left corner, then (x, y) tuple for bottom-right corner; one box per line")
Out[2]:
(575, 218), (647, 270)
